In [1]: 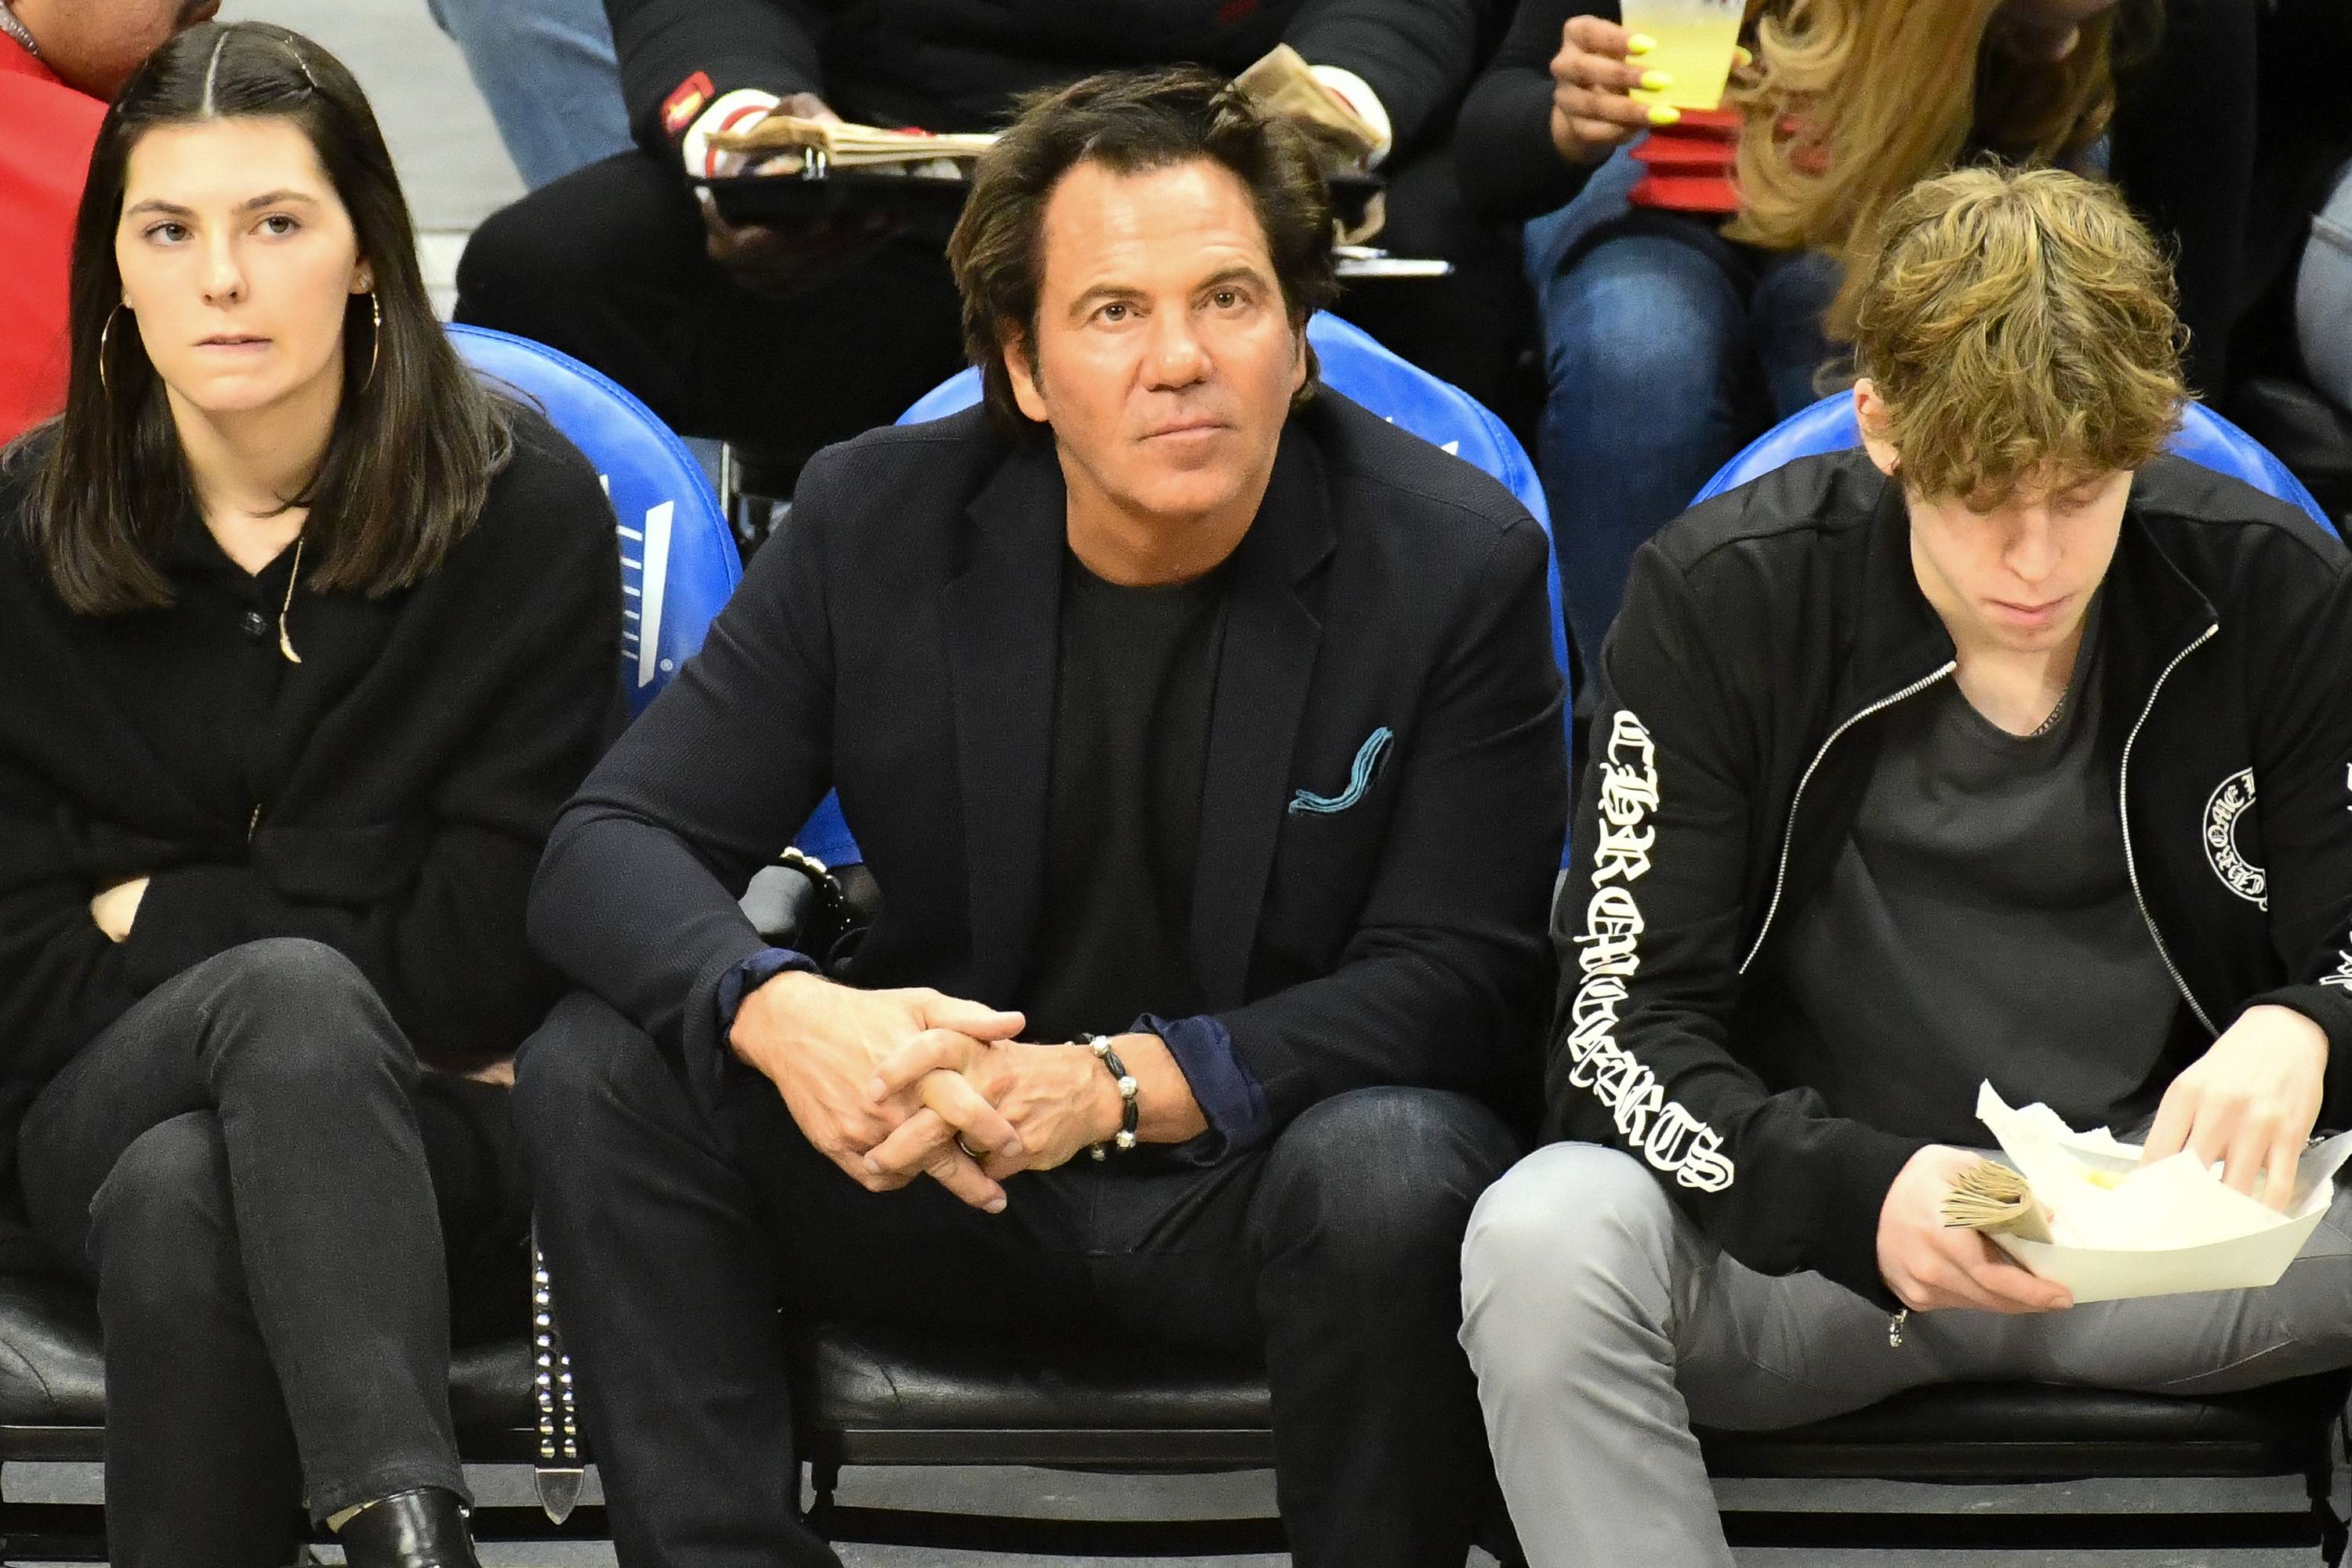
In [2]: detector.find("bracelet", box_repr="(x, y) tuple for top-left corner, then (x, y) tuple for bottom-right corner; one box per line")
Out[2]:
(1085, 1034), (1139, 1160)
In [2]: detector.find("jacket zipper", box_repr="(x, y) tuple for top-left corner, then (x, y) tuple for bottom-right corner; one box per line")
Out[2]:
(2118, 622), (2220, 1036)
(248, 803), (262, 842)
(1738, 662), (1958, 975)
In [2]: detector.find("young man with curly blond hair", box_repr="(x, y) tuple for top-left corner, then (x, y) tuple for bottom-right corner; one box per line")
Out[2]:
(1461, 164), (2352, 1568)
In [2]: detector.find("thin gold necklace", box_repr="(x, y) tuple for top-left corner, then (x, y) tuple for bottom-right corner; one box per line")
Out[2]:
(278, 535), (305, 664)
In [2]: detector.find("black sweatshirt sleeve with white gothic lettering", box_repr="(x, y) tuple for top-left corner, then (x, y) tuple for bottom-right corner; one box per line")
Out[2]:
(1555, 537), (1928, 1308)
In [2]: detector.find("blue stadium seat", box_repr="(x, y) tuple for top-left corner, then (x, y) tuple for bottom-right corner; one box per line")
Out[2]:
(901, 310), (1577, 866)
(446, 325), (740, 713)
(445, 325), (859, 867)
(1696, 390), (2339, 535)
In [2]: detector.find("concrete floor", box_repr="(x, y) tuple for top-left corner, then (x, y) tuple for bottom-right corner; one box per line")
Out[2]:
(80, 4), (2340, 1564)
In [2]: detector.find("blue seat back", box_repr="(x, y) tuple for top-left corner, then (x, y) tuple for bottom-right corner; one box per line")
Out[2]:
(446, 325), (743, 716)
(445, 327), (862, 870)
(1695, 391), (2337, 535)
(902, 310), (1577, 865)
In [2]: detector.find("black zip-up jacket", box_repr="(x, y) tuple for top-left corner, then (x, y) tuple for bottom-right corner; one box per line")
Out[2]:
(603, 0), (1486, 162)
(1556, 448), (2352, 1305)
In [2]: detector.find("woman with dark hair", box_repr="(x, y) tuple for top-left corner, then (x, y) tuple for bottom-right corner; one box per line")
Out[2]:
(0, 21), (619, 1567)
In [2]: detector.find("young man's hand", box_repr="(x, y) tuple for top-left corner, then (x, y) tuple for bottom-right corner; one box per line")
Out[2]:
(1877, 1145), (2073, 1315)
(2141, 1004), (2328, 1210)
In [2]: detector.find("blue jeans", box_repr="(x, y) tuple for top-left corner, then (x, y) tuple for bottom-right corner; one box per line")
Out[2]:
(426, 0), (632, 191)
(1528, 143), (1841, 670)
(2299, 157), (2352, 415)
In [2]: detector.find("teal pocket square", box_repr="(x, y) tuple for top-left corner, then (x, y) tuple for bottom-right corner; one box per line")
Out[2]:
(1289, 727), (1393, 816)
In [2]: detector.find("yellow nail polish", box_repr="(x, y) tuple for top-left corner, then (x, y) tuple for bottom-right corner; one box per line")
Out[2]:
(1647, 103), (1682, 126)
(1734, 45), (1755, 67)
(1639, 70), (1675, 91)
(1627, 33), (1657, 55)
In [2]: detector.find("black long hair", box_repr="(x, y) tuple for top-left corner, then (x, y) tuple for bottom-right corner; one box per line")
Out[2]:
(14, 20), (511, 615)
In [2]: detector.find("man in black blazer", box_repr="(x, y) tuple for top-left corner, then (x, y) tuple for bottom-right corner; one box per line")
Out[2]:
(514, 67), (1566, 1568)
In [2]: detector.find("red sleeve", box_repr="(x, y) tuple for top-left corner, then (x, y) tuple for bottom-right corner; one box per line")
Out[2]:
(0, 66), (106, 444)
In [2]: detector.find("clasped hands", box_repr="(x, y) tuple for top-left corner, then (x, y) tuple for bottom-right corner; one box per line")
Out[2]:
(1875, 1004), (2328, 1317)
(730, 970), (1135, 1214)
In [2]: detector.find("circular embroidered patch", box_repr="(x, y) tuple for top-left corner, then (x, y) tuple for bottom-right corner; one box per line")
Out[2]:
(2203, 768), (2267, 909)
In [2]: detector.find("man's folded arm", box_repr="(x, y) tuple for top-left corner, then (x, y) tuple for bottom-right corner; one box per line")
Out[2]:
(1554, 542), (1926, 1305)
(1212, 517), (1566, 1144)
(529, 453), (843, 1080)
(604, 0), (829, 161)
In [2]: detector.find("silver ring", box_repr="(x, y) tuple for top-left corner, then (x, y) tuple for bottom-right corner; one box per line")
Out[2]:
(955, 1135), (981, 1160)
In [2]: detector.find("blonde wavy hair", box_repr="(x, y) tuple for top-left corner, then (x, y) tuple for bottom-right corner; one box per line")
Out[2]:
(1853, 165), (2184, 507)
(1726, 0), (2143, 340)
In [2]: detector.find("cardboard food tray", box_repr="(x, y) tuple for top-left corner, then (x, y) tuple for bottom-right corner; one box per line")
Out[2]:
(1971, 1083), (2352, 1303)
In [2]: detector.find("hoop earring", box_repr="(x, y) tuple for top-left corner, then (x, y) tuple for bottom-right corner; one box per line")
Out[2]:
(361, 292), (381, 394)
(98, 305), (122, 397)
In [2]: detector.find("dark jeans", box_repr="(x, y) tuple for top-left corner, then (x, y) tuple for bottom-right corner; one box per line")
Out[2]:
(452, 141), (1530, 480)
(1526, 142), (1842, 670)
(512, 990), (1520, 1568)
(13, 938), (528, 1568)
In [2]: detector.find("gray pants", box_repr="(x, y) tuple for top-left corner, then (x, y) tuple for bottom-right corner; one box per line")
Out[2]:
(1460, 1142), (2352, 1568)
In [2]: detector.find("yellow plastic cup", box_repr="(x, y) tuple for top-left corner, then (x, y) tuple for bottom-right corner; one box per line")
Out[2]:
(1619, 0), (1746, 112)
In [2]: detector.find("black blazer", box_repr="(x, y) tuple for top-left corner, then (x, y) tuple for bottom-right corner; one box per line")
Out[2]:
(529, 393), (1568, 1134)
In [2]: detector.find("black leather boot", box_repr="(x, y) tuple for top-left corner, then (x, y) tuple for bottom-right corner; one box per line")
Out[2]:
(335, 1488), (483, 1568)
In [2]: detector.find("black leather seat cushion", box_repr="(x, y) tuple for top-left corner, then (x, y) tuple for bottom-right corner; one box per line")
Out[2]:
(794, 1323), (1275, 1468)
(0, 1279), (2339, 1485)
(794, 1320), (2350, 1480)
(0, 1276), (102, 1432)
(0, 1273), (537, 1459)
(1700, 1371), (2352, 1481)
